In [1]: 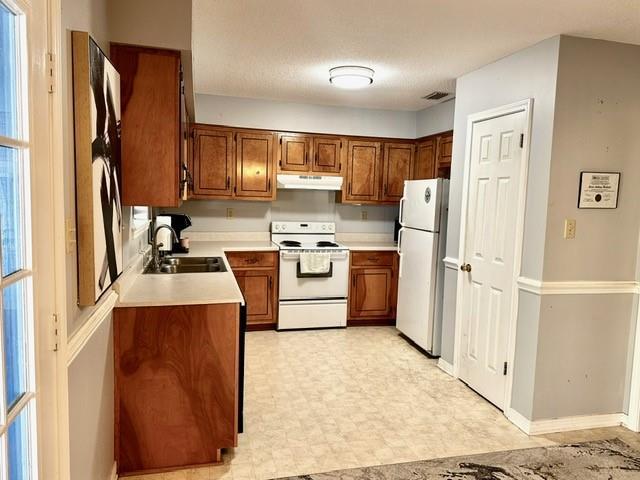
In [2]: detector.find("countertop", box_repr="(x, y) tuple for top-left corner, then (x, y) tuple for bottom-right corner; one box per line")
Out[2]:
(339, 240), (398, 251)
(116, 240), (278, 308)
(116, 237), (398, 308)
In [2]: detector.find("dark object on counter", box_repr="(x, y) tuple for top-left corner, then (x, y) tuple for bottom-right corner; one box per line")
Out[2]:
(163, 213), (192, 253)
(394, 216), (401, 244)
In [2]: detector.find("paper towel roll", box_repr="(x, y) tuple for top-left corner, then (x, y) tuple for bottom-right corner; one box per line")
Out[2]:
(154, 216), (172, 251)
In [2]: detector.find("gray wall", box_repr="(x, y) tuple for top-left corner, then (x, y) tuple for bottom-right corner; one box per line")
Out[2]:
(195, 93), (453, 139)
(416, 99), (455, 137)
(68, 315), (114, 480)
(543, 37), (640, 282)
(439, 36), (561, 366)
(527, 37), (640, 420)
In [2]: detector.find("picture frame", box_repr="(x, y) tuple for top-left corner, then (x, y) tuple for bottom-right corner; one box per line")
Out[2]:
(577, 172), (620, 209)
(72, 31), (123, 306)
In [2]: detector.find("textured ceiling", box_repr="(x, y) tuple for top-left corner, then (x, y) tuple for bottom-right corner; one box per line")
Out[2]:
(192, 0), (640, 111)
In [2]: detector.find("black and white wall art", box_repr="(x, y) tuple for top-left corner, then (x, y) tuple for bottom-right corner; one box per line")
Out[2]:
(72, 31), (123, 306)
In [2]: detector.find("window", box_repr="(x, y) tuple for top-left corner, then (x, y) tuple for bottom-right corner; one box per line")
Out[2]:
(0, 1), (36, 479)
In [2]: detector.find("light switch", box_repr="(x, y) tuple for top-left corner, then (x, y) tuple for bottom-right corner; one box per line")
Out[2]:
(564, 219), (576, 239)
(361, 210), (368, 221)
(226, 208), (234, 219)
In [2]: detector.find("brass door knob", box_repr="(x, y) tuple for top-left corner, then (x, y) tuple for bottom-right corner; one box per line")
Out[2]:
(460, 263), (472, 273)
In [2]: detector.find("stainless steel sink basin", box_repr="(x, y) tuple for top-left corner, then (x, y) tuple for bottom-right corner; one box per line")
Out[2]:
(144, 256), (227, 274)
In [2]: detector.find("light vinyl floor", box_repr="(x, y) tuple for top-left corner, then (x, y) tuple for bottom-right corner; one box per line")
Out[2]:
(126, 327), (640, 480)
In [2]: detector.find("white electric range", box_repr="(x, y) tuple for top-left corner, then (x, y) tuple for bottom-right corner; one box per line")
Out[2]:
(272, 221), (349, 330)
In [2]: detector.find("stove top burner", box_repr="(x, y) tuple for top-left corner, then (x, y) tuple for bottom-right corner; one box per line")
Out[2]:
(280, 240), (302, 247)
(317, 241), (339, 247)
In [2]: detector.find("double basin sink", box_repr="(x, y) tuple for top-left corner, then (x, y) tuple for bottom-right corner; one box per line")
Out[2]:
(144, 256), (227, 274)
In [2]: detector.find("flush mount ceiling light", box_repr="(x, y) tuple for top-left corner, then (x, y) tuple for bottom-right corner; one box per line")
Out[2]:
(329, 66), (374, 89)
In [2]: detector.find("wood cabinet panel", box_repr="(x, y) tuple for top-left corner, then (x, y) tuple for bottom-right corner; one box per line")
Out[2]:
(313, 137), (342, 174)
(111, 44), (182, 207)
(351, 251), (396, 267)
(233, 269), (275, 324)
(278, 134), (311, 172)
(349, 268), (394, 318)
(344, 140), (381, 202)
(225, 251), (276, 268)
(414, 138), (437, 179)
(436, 132), (453, 169)
(381, 143), (414, 202)
(235, 132), (275, 199)
(193, 128), (234, 198)
(114, 303), (239, 475)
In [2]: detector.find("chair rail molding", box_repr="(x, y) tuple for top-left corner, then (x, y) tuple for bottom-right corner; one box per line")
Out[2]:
(442, 256), (459, 270)
(517, 277), (640, 296)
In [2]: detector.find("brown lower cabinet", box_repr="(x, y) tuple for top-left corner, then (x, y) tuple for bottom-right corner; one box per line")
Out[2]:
(348, 251), (398, 325)
(226, 251), (278, 330)
(114, 303), (240, 475)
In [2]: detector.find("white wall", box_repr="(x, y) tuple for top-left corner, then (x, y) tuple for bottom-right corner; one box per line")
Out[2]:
(196, 94), (419, 138)
(163, 190), (398, 235)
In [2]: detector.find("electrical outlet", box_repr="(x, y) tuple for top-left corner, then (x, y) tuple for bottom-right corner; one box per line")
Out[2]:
(226, 208), (234, 219)
(65, 218), (76, 254)
(361, 210), (368, 221)
(564, 219), (576, 239)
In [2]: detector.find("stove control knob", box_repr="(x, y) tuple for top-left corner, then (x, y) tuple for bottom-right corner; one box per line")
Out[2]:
(274, 224), (280, 231)
(282, 225), (286, 231)
(322, 225), (326, 230)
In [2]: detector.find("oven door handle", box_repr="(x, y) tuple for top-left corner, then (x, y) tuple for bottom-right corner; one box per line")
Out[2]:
(296, 262), (333, 278)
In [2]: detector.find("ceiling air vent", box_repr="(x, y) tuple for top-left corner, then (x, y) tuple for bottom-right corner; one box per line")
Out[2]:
(422, 91), (450, 100)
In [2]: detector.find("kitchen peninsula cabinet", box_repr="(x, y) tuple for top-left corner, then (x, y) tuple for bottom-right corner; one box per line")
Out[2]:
(114, 303), (240, 475)
(347, 251), (398, 325)
(226, 251), (278, 330)
(110, 44), (184, 207)
(191, 125), (276, 201)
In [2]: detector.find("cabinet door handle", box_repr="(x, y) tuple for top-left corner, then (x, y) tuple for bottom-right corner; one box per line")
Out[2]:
(269, 277), (273, 291)
(349, 182), (352, 194)
(315, 151), (318, 166)
(268, 178), (271, 192)
(226, 176), (230, 188)
(352, 275), (356, 287)
(367, 257), (378, 262)
(383, 184), (387, 196)
(305, 151), (308, 165)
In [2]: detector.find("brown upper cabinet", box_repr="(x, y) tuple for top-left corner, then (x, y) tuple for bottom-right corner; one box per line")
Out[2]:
(381, 143), (414, 202)
(277, 134), (343, 175)
(235, 132), (275, 199)
(343, 140), (382, 203)
(414, 137), (437, 180)
(278, 134), (311, 172)
(192, 127), (234, 198)
(110, 44), (183, 207)
(191, 125), (276, 201)
(435, 131), (453, 178)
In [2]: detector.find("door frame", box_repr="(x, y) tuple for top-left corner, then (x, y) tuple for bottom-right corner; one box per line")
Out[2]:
(452, 99), (533, 413)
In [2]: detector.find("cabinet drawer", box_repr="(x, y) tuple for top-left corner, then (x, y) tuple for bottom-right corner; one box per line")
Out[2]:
(226, 251), (276, 268)
(351, 251), (395, 267)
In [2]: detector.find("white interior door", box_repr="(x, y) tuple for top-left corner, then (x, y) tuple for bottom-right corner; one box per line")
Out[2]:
(458, 109), (526, 409)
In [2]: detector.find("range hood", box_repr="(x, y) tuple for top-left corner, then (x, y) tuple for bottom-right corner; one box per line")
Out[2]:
(277, 174), (343, 191)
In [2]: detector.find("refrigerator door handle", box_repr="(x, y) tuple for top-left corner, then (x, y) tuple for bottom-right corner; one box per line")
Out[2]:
(398, 252), (403, 279)
(399, 197), (406, 225)
(397, 227), (405, 254)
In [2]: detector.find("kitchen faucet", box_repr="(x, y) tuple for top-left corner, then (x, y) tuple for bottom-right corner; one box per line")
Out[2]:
(152, 224), (179, 268)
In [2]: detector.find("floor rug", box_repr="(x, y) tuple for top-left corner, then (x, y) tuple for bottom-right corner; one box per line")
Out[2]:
(276, 438), (640, 479)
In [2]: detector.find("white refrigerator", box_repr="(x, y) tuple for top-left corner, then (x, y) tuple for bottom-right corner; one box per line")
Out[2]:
(396, 178), (449, 356)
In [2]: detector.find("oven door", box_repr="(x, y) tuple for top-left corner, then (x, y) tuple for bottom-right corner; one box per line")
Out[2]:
(279, 250), (350, 299)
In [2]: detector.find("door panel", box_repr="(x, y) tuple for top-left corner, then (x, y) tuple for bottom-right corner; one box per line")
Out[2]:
(349, 268), (393, 318)
(235, 133), (274, 199)
(279, 134), (310, 172)
(381, 143), (414, 202)
(193, 129), (234, 197)
(459, 110), (526, 409)
(234, 269), (274, 323)
(414, 138), (436, 179)
(312, 137), (342, 174)
(345, 140), (380, 201)
(395, 228), (438, 351)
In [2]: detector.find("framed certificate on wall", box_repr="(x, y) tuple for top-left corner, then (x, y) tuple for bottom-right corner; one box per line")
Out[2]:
(578, 172), (620, 209)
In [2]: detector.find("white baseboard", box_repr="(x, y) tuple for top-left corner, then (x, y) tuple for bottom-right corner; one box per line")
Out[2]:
(437, 358), (455, 377)
(110, 461), (117, 480)
(506, 408), (624, 435)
